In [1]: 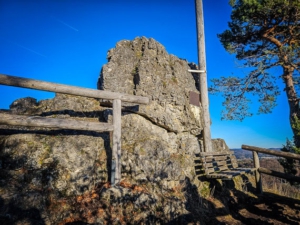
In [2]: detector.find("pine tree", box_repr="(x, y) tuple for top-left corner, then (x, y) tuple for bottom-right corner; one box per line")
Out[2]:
(212, 0), (300, 180)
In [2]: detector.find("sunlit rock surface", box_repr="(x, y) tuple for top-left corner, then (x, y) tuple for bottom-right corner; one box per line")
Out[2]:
(0, 37), (229, 224)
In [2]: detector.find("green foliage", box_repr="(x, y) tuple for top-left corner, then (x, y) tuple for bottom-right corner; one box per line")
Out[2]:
(218, 0), (300, 186)
(291, 115), (300, 151)
(278, 138), (300, 186)
(292, 116), (300, 137)
(211, 0), (300, 121)
(278, 117), (300, 187)
(199, 181), (211, 198)
(210, 72), (279, 120)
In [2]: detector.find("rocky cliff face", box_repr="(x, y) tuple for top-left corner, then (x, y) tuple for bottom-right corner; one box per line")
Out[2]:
(98, 37), (210, 187)
(98, 37), (202, 135)
(0, 37), (229, 224)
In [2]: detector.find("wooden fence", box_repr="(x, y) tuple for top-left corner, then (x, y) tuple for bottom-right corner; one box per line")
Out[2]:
(0, 74), (149, 185)
(242, 145), (300, 194)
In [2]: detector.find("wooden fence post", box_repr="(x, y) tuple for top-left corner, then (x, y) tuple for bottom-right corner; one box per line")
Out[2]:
(112, 99), (121, 185)
(253, 151), (263, 194)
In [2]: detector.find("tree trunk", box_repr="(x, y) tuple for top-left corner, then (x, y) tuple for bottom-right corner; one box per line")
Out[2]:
(282, 67), (300, 147)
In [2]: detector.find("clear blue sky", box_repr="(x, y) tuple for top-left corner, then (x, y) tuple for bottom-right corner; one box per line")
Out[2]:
(0, 0), (293, 148)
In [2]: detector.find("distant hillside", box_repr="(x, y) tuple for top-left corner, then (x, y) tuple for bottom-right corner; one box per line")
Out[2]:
(232, 148), (281, 159)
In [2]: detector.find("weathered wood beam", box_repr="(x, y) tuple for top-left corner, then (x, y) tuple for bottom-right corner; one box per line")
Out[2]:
(0, 113), (113, 132)
(258, 167), (300, 182)
(253, 151), (263, 194)
(242, 145), (300, 160)
(112, 99), (122, 185)
(195, 0), (212, 152)
(199, 151), (234, 156)
(188, 69), (205, 73)
(0, 74), (149, 104)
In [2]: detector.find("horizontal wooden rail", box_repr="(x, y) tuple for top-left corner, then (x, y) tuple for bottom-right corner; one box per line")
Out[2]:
(0, 113), (113, 132)
(0, 74), (150, 186)
(199, 151), (234, 156)
(242, 145), (300, 160)
(0, 74), (149, 104)
(242, 144), (300, 194)
(188, 69), (205, 73)
(258, 167), (300, 182)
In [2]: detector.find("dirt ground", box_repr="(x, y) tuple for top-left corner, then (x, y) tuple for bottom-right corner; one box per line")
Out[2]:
(1, 172), (299, 224)
(204, 182), (300, 225)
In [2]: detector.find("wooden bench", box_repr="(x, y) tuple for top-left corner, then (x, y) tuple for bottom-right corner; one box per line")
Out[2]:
(195, 151), (256, 180)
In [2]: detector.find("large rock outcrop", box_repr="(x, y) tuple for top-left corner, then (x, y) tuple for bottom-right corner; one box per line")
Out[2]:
(96, 37), (226, 191)
(98, 37), (202, 135)
(0, 37), (229, 224)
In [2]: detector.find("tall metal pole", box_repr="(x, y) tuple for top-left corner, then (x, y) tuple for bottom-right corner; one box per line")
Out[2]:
(195, 0), (213, 152)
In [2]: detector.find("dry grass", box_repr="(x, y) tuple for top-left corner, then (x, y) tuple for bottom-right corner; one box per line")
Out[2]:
(239, 158), (300, 200)
(262, 175), (300, 199)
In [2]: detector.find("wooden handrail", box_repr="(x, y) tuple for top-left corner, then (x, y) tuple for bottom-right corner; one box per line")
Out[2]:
(199, 151), (234, 156)
(0, 112), (114, 132)
(0, 74), (150, 186)
(258, 167), (300, 182)
(241, 144), (300, 194)
(0, 74), (149, 104)
(242, 145), (300, 160)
